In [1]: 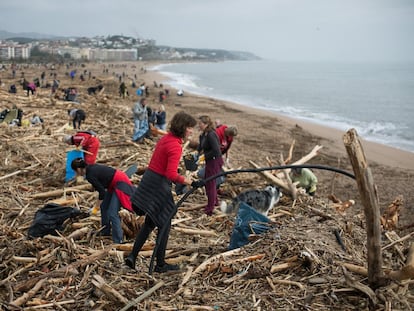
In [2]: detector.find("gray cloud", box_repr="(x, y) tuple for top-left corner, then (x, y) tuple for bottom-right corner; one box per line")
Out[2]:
(1, 0), (413, 61)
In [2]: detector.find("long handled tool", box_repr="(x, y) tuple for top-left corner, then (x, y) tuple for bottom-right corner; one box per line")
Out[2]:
(147, 164), (355, 274)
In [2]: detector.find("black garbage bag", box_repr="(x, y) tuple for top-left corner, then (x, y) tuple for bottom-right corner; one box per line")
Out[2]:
(28, 203), (81, 238)
(183, 153), (198, 171)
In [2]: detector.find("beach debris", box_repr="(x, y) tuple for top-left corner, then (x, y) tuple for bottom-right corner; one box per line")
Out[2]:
(380, 196), (403, 230)
(0, 63), (412, 310)
(328, 194), (356, 214)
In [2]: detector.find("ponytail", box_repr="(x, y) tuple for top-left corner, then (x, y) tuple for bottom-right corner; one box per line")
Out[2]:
(71, 157), (87, 171)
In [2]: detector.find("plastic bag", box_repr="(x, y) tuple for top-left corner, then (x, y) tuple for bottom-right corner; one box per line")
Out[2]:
(228, 201), (271, 250)
(28, 203), (81, 238)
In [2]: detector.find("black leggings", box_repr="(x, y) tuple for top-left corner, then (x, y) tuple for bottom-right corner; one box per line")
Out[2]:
(130, 216), (171, 266)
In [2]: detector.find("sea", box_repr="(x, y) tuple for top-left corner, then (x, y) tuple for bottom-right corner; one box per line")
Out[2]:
(150, 60), (414, 154)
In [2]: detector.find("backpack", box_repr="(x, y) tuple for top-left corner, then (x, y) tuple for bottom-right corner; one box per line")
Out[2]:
(28, 203), (81, 238)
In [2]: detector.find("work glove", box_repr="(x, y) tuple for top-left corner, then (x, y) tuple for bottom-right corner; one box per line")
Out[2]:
(89, 205), (100, 215)
(191, 180), (205, 189)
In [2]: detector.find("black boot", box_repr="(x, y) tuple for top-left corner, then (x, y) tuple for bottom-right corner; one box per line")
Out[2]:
(127, 217), (156, 271)
(154, 263), (180, 273)
(125, 254), (135, 269)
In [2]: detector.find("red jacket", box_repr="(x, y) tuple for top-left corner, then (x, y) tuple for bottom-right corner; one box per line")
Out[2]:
(71, 132), (100, 164)
(215, 125), (233, 155)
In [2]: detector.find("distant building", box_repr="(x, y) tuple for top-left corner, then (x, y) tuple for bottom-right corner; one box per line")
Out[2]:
(57, 46), (90, 60)
(0, 43), (31, 60)
(14, 45), (31, 59)
(55, 46), (137, 61)
(90, 48), (138, 61)
(0, 45), (12, 60)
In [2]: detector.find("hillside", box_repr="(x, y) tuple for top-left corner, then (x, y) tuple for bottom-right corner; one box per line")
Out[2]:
(0, 30), (261, 61)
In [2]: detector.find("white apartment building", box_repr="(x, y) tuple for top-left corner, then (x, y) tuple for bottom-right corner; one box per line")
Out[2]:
(90, 48), (138, 61)
(57, 47), (91, 60)
(0, 44), (31, 60)
(57, 47), (137, 61)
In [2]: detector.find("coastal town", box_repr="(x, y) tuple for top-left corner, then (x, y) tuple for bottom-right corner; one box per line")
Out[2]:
(0, 32), (260, 62)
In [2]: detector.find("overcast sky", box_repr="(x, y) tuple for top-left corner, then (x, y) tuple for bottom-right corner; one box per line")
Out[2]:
(1, 0), (413, 62)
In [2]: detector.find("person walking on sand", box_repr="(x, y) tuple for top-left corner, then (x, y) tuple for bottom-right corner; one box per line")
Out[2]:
(290, 167), (318, 196)
(197, 115), (223, 216)
(132, 98), (148, 143)
(119, 82), (127, 98)
(125, 111), (198, 273)
(68, 108), (86, 129)
(63, 130), (100, 164)
(71, 158), (135, 244)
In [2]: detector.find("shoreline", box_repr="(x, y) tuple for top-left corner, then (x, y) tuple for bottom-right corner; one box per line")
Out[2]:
(144, 64), (414, 171)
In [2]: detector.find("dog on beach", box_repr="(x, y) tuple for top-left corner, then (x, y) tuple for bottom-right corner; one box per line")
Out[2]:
(87, 84), (103, 95)
(220, 185), (281, 216)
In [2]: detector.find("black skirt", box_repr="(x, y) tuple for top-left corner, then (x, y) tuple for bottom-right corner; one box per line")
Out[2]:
(130, 169), (175, 227)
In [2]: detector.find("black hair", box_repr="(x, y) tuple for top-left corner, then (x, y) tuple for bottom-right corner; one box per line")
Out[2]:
(71, 157), (87, 171)
(292, 167), (302, 174)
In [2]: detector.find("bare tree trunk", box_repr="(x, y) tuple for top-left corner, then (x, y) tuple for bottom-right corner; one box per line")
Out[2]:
(343, 128), (383, 288)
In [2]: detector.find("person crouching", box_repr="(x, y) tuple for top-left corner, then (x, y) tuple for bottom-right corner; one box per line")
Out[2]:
(71, 158), (135, 244)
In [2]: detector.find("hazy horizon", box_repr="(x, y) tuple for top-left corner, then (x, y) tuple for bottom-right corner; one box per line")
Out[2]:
(1, 0), (413, 62)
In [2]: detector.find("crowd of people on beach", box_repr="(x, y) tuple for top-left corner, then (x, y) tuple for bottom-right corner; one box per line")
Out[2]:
(0, 61), (318, 274)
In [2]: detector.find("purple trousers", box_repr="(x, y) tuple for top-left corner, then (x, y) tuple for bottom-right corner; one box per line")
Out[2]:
(204, 157), (223, 213)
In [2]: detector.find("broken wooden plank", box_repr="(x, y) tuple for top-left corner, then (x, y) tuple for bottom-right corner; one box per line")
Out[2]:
(249, 160), (290, 193)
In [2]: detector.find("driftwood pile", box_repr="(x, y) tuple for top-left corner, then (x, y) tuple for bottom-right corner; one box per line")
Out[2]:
(0, 63), (413, 310)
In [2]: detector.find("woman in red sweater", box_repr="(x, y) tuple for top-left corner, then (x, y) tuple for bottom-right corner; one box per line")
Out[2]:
(126, 111), (197, 273)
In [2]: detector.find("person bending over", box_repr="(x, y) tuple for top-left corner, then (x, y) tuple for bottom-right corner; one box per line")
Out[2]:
(64, 130), (100, 164)
(71, 158), (135, 244)
(215, 124), (238, 168)
(290, 167), (318, 196)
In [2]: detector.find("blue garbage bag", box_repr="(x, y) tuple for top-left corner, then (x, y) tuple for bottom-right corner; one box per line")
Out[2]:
(228, 201), (271, 250)
(65, 150), (84, 182)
